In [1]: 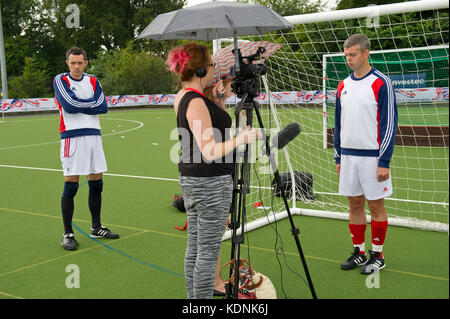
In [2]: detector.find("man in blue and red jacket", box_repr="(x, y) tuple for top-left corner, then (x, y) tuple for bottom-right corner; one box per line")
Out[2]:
(334, 34), (398, 275)
(54, 47), (119, 250)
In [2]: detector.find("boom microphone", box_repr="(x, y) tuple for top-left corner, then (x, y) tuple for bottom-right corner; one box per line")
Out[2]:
(272, 122), (301, 149)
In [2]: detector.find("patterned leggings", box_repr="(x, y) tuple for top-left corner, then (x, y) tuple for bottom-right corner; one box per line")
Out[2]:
(180, 174), (233, 299)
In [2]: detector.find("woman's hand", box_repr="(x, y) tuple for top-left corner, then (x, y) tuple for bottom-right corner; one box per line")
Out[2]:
(213, 80), (226, 110)
(236, 125), (261, 146)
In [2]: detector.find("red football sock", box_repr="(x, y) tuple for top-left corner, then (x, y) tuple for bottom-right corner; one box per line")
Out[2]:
(371, 220), (388, 258)
(349, 224), (367, 254)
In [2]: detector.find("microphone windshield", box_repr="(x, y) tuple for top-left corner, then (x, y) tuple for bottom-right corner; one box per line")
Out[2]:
(272, 122), (301, 149)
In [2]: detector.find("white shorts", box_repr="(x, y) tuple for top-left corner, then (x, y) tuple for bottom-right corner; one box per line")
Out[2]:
(339, 155), (393, 200)
(60, 135), (107, 176)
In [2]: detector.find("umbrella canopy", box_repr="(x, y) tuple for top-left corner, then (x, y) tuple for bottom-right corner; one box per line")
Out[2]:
(137, 1), (293, 41)
(211, 41), (282, 81)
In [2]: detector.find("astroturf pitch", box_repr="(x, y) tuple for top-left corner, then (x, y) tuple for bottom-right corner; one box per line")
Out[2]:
(0, 108), (447, 299)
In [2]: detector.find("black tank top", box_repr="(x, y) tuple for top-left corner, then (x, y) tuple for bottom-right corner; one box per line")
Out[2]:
(177, 90), (235, 177)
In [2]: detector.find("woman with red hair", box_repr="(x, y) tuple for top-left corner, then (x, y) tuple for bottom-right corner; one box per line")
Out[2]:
(166, 43), (259, 299)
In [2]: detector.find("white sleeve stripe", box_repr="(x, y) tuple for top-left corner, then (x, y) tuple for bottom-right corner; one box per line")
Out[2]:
(374, 70), (395, 158)
(55, 74), (97, 108)
(384, 75), (395, 157)
(56, 75), (94, 107)
(379, 77), (394, 158)
(59, 74), (105, 108)
(334, 149), (340, 158)
(56, 74), (105, 108)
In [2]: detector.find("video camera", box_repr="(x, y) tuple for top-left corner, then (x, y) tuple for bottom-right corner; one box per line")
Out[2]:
(231, 47), (267, 100)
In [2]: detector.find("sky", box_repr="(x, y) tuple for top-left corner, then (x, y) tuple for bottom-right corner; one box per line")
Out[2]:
(185, 0), (338, 11)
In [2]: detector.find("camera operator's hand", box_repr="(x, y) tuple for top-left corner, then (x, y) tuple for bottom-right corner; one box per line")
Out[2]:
(213, 80), (226, 110)
(213, 80), (225, 97)
(236, 125), (260, 146)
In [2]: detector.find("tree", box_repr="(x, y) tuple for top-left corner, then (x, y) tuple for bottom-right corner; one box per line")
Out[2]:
(42, 0), (185, 59)
(336, 0), (411, 10)
(87, 42), (177, 95)
(1, 0), (186, 97)
(8, 57), (52, 98)
(1, 0), (47, 77)
(238, 0), (322, 16)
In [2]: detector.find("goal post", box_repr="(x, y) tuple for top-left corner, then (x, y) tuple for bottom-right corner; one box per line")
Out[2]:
(223, 0), (449, 240)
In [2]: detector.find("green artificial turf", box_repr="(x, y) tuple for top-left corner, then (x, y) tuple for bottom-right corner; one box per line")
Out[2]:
(0, 108), (447, 300)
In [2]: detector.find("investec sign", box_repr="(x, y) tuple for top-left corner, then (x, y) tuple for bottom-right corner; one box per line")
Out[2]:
(390, 73), (426, 89)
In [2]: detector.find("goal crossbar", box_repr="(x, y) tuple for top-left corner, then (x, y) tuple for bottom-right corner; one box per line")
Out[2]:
(284, 0), (449, 25)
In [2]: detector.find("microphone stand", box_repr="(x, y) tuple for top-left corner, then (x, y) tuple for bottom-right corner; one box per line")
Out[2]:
(266, 143), (317, 299)
(226, 90), (317, 299)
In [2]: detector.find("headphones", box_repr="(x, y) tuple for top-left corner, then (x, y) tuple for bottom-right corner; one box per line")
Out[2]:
(195, 46), (208, 78)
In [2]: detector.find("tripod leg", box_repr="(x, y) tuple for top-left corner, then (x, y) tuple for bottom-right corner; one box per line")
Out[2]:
(226, 98), (254, 299)
(254, 103), (318, 299)
(226, 161), (241, 299)
(271, 162), (318, 299)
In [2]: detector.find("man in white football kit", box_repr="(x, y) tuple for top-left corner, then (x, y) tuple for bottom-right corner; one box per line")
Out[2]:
(334, 35), (398, 274)
(54, 47), (119, 250)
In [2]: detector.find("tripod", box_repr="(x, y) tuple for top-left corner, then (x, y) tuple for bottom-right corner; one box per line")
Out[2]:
(225, 92), (317, 300)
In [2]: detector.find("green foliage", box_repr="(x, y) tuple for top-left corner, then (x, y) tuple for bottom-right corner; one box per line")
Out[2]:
(259, 7), (449, 92)
(238, 0), (322, 16)
(1, 0), (185, 97)
(40, 0), (185, 59)
(7, 57), (52, 99)
(336, 0), (410, 10)
(87, 42), (177, 95)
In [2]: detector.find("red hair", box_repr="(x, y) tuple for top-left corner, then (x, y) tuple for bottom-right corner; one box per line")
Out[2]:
(166, 47), (191, 74)
(166, 43), (210, 82)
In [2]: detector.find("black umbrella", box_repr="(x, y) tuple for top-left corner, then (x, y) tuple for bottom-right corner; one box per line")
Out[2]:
(137, 1), (293, 41)
(137, 1), (293, 71)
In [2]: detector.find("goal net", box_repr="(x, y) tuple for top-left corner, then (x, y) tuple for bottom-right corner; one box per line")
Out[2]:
(223, 0), (449, 239)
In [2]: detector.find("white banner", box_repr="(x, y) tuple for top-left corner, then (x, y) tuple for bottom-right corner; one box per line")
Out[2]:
(1, 87), (447, 113)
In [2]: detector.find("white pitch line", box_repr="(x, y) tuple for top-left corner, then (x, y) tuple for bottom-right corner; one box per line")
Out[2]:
(102, 118), (144, 137)
(1, 164), (447, 208)
(0, 118), (144, 151)
(0, 164), (62, 173)
(104, 172), (178, 182)
(0, 164), (179, 182)
(0, 140), (59, 151)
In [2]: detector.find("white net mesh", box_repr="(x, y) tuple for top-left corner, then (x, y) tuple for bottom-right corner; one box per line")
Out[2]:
(223, 2), (449, 238)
